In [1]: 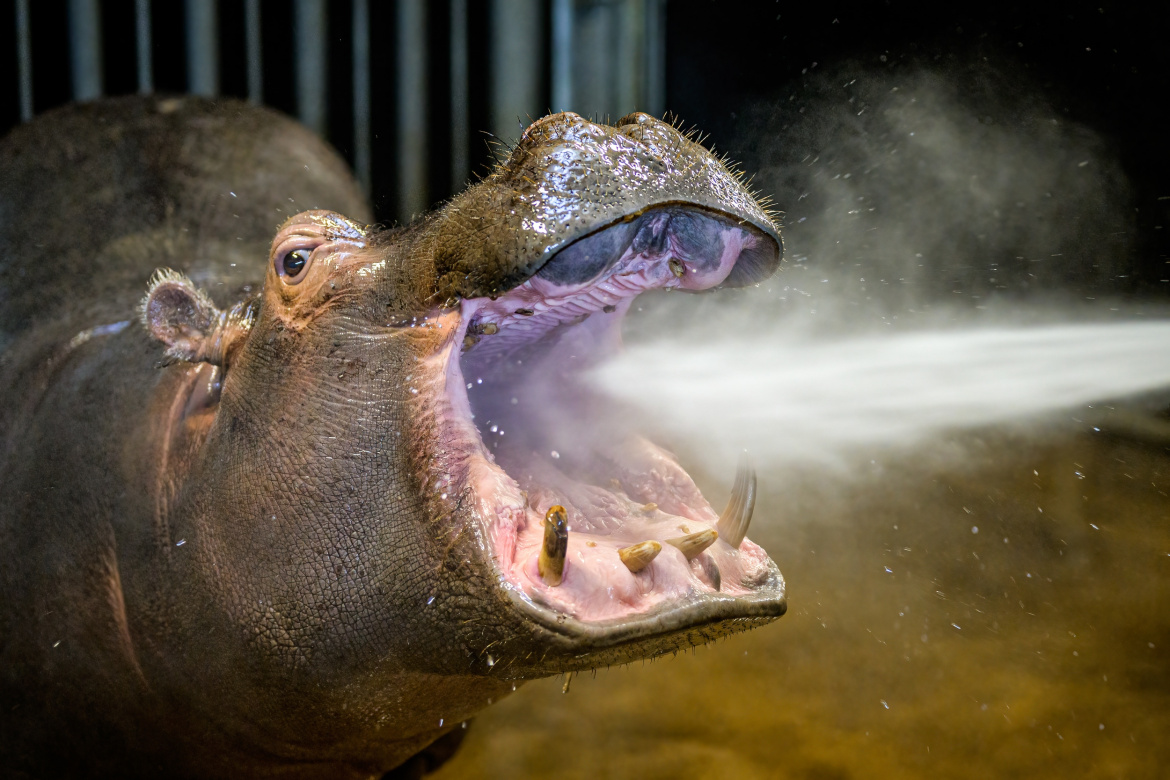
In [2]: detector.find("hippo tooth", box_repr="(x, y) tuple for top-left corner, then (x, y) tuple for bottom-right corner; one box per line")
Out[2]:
(668, 258), (686, 278)
(665, 529), (718, 560)
(618, 540), (662, 573)
(716, 453), (757, 548)
(538, 505), (569, 586)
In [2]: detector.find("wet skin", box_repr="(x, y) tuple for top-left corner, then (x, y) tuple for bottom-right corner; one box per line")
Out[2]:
(0, 97), (784, 778)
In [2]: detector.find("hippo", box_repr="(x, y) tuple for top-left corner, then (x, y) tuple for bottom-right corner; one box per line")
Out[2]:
(0, 96), (785, 778)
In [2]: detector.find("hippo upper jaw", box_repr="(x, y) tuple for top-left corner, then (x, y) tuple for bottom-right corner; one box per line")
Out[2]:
(418, 200), (787, 674)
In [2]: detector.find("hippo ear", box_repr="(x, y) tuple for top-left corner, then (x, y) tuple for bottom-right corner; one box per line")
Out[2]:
(140, 269), (254, 366)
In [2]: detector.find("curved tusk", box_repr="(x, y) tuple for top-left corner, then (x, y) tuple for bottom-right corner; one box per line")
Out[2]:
(716, 452), (756, 548)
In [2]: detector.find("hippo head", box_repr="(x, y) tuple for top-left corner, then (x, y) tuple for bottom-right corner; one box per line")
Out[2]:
(142, 112), (785, 762)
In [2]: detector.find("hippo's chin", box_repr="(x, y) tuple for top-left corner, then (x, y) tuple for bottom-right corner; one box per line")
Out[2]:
(429, 205), (786, 651)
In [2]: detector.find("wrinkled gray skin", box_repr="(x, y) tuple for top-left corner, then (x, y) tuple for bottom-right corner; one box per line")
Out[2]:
(0, 97), (783, 778)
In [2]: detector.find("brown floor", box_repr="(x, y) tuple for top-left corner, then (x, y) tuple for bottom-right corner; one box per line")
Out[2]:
(433, 419), (1170, 779)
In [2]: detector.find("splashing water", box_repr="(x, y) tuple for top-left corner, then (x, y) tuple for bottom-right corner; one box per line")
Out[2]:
(592, 321), (1170, 472)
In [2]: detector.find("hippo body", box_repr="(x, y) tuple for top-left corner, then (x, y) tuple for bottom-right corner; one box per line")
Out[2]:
(0, 97), (785, 778)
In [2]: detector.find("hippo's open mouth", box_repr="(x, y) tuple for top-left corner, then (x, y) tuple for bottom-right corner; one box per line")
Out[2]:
(428, 204), (785, 642)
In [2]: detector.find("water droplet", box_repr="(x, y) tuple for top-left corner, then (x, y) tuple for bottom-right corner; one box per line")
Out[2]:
(551, 451), (560, 459)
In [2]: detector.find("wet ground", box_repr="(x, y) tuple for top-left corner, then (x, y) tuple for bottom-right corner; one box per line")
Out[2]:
(434, 412), (1170, 779)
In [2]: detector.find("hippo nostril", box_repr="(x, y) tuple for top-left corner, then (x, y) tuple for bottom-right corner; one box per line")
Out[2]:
(615, 112), (654, 128)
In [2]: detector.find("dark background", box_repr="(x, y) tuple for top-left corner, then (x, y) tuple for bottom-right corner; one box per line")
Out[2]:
(667, 1), (1170, 304)
(3, 1), (1167, 294)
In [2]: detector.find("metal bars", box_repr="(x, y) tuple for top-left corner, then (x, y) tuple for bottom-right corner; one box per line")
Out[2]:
(396, 0), (427, 223)
(352, 0), (371, 197)
(548, 0), (667, 122)
(9, 0), (669, 222)
(551, 0), (574, 113)
(294, 0), (326, 136)
(15, 0), (32, 120)
(490, 0), (543, 144)
(245, 0), (262, 104)
(136, 0), (153, 94)
(449, 0), (470, 192)
(185, 0), (218, 97)
(69, 0), (103, 101)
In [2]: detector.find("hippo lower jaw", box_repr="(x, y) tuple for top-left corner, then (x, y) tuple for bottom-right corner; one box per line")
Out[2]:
(423, 205), (787, 656)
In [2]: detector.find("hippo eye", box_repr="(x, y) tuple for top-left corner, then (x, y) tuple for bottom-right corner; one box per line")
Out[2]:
(281, 249), (311, 280)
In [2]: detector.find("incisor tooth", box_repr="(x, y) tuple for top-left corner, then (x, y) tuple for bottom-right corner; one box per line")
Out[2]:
(618, 540), (662, 573)
(716, 453), (756, 548)
(539, 505), (568, 586)
(665, 529), (718, 560)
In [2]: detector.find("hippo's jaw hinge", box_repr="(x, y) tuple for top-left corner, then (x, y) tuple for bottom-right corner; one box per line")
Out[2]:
(436, 205), (787, 637)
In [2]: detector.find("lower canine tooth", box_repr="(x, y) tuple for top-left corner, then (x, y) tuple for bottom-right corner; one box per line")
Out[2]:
(618, 540), (662, 573)
(539, 506), (569, 586)
(716, 453), (757, 549)
(665, 529), (718, 560)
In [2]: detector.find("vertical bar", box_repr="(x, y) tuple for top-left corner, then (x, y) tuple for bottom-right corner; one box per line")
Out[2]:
(294, 0), (326, 135)
(245, 0), (262, 104)
(489, 0), (542, 142)
(614, 1), (641, 118)
(16, 0), (33, 120)
(185, 0), (218, 97)
(550, 0), (573, 113)
(396, 0), (427, 223)
(644, 0), (665, 118)
(352, 0), (371, 196)
(449, 0), (469, 192)
(572, 0), (612, 120)
(69, 0), (103, 101)
(136, 0), (153, 94)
